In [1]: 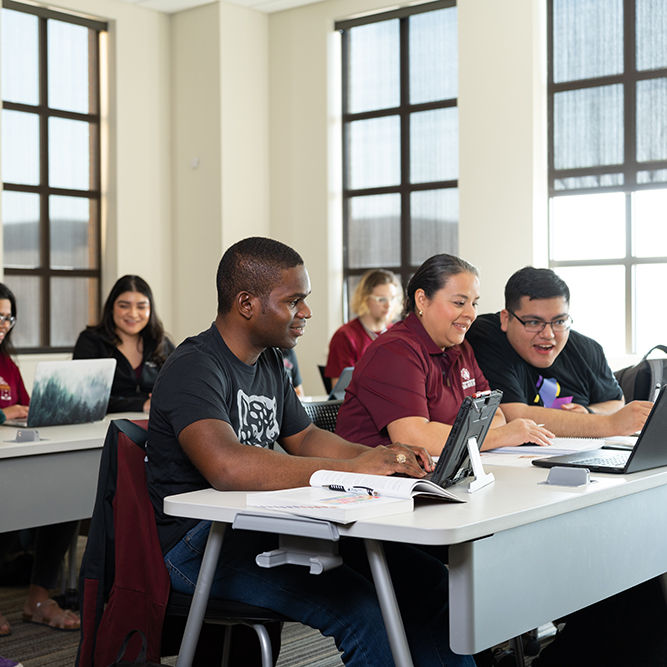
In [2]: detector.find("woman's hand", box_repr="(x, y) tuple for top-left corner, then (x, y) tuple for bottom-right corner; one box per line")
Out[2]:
(3, 404), (29, 420)
(143, 394), (152, 413)
(482, 419), (554, 450)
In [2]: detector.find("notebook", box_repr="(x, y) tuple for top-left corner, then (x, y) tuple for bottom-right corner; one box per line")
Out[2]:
(4, 359), (117, 428)
(426, 389), (502, 488)
(328, 366), (354, 401)
(532, 384), (667, 474)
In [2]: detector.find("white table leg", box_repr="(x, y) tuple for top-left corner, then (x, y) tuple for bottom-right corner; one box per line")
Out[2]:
(176, 522), (226, 667)
(364, 538), (414, 667)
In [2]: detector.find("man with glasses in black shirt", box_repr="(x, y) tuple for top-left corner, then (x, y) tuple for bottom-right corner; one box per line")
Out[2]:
(467, 266), (652, 438)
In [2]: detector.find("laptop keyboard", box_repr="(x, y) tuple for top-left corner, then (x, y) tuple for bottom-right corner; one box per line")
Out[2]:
(574, 454), (629, 468)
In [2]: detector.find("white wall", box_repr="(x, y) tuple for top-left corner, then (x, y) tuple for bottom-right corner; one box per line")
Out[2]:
(458, 0), (549, 310)
(268, 0), (548, 394)
(171, 3), (223, 342)
(170, 1), (270, 343)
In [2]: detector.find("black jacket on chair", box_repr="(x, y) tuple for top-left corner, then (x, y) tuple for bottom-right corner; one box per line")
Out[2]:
(76, 419), (168, 667)
(76, 419), (281, 667)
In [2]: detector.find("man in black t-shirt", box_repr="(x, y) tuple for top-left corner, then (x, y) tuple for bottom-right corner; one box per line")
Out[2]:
(146, 237), (474, 667)
(467, 267), (652, 438)
(468, 268), (667, 667)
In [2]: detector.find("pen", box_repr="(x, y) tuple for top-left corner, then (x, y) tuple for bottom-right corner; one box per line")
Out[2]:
(326, 484), (378, 496)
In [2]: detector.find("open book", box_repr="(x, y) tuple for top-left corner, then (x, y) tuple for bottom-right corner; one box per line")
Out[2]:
(245, 470), (464, 524)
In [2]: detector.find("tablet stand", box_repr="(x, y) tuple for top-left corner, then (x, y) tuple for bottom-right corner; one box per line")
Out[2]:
(466, 436), (495, 493)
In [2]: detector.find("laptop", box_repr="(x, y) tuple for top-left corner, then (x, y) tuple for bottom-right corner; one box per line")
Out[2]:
(427, 389), (502, 488)
(532, 384), (667, 474)
(328, 366), (354, 401)
(5, 359), (117, 428)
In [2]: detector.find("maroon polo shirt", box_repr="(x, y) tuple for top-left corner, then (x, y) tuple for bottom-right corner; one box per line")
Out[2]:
(335, 312), (489, 448)
(324, 317), (394, 380)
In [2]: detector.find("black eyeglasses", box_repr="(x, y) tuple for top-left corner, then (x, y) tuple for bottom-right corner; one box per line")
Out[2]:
(508, 310), (573, 333)
(0, 315), (16, 329)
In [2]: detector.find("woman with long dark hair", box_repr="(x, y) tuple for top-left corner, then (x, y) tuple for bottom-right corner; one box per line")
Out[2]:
(73, 275), (174, 413)
(336, 254), (554, 453)
(0, 283), (79, 635)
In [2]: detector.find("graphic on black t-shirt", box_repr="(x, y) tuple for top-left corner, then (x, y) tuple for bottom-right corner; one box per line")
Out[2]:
(236, 390), (280, 446)
(534, 376), (572, 409)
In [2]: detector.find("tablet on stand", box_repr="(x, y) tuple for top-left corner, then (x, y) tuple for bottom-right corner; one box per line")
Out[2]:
(429, 390), (502, 493)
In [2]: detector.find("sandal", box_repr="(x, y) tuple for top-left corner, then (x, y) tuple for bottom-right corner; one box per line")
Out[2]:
(0, 613), (10, 637)
(22, 599), (80, 632)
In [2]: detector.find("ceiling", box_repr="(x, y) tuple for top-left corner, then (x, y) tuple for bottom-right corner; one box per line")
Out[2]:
(114, 0), (323, 14)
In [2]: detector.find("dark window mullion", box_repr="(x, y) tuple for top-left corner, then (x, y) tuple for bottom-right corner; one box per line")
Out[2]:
(2, 183), (101, 198)
(340, 28), (351, 321)
(38, 14), (50, 348)
(3, 101), (96, 123)
(343, 98), (457, 124)
(624, 0), (636, 354)
(624, 0), (637, 188)
(91, 30), (102, 311)
(399, 15), (411, 286)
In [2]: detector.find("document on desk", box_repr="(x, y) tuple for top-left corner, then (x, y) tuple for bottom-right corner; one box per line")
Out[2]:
(246, 470), (464, 524)
(481, 438), (606, 468)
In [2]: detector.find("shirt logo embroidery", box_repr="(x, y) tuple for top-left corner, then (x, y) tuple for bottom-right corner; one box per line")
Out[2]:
(0, 376), (11, 402)
(460, 368), (476, 390)
(236, 390), (280, 447)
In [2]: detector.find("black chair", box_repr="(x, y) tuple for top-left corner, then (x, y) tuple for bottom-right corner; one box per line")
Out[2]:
(302, 399), (343, 432)
(317, 365), (332, 394)
(165, 592), (287, 667)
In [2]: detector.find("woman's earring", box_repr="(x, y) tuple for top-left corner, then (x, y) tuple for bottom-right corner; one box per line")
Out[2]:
(418, 309), (423, 316)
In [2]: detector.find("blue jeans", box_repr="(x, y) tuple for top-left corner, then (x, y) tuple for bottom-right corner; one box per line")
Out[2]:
(165, 520), (474, 667)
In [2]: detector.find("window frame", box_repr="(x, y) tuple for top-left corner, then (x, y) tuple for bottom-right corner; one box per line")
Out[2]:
(337, 0), (458, 318)
(547, 0), (667, 354)
(1, 0), (106, 353)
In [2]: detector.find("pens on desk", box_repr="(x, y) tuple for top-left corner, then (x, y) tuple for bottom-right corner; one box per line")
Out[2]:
(326, 484), (378, 496)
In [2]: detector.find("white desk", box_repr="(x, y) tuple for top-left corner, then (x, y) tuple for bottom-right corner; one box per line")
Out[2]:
(164, 463), (667, 665)
(0, 413), (145, 533)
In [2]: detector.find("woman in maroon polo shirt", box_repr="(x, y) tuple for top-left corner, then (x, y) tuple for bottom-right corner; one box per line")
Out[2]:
(324, 269), (401, 386)
(335, 254), (554, 454)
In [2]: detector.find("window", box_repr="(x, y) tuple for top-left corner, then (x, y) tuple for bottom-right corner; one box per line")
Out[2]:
(548, 0), (667, 355)
(337, 1), (458, 314)
(1, 0), (106, 351)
